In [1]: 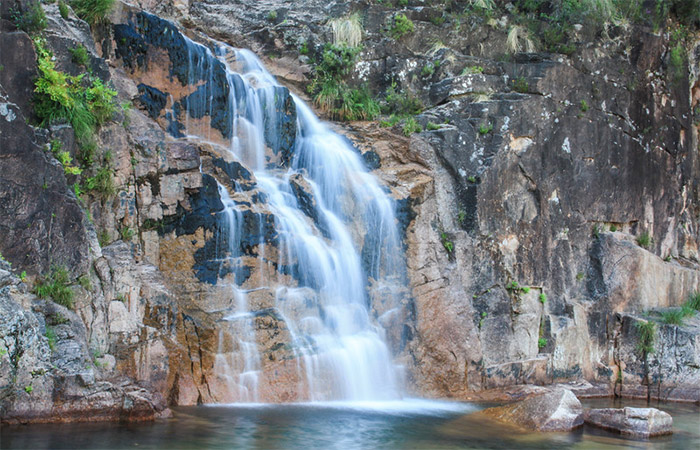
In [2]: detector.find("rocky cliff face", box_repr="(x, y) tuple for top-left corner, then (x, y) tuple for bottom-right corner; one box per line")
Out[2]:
(2, 0), (700, 422)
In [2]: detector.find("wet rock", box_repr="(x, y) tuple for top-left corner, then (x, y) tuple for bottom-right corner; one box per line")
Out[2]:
(584, 407), (673, 438)
(480, 388), (584, 432)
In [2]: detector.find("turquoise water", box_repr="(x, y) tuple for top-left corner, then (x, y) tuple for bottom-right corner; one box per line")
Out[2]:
(2, 398), (698, 449)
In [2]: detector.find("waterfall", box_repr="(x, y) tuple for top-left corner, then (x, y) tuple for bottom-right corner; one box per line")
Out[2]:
(181, 37), (406, 402)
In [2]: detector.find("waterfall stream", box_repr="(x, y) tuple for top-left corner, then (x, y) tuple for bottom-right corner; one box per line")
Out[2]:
(181, 38), (406, 402)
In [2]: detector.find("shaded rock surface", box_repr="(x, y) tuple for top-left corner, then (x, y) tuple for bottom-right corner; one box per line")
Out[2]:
(584, 407), (673, 438)
(480, 388), (584, 432)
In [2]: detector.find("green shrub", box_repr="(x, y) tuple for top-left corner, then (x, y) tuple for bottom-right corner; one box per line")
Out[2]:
(383, 82), (423, 116)
(34, 266), (74, 309)
(660, 308), (686, 325)
(478, 123), (493, 135)
(580, 99), (589, 112)
(12, 2), (47, 34)
(421, 61), (439, 78)
(440, 232), (454, 253)
(539, 293), (547, 304)
(45, 326), (57, 351)
(309, 43), (379, 121)
(58, 1), (70, 19)
(390, 13), (414, 40)
(98, 230), (111, 247)
(33, 38), (117, 146)
(636, 231), (652, 249)
(267, 10), (277, 22)
(635, 320), (656, 355)
(686, 291), (700, 310)
(669, 44), (686, 86)
(462, 66), (484, 75)
(538, 337), (547, 348)
(402, 117), (422, 136)
(69, 45), (89, 66)
(120, 226), (135, 241)
(512, 77), (529, 93)
(84, 166), (115, 199)
(70, 0), (114, 25)
(426, 122), (440, 131)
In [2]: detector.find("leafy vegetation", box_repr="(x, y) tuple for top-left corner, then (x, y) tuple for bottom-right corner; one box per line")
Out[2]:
(34, 266), (74, 309)
(70, 0), (115, 25)
(538, 337), (548, 348)
(33, 38), (117, 147)
(45, 326), (57, 351)
(512, 77), (529, 93)
(389, 13), (414, 40)
(383, 82), (423, 116)
(58, 1), (70, 19)
(402, 117), (422, 136)
(440, 232), (454, 254)
(636, 231), (652, 249)
(635, 320), (656, 355)
(478, 123), (493, 135)
(69, 45), (89, 67)
(309, 43), (380, 121)
(12, 2), (47, 34)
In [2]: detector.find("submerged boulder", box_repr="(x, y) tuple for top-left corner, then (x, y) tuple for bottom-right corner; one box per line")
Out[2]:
(480, 388), (584, 432)
(584, 407), (673, 438)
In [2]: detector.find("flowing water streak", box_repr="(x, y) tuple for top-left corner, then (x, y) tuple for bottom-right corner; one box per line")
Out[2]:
(183, 38), (406, 402)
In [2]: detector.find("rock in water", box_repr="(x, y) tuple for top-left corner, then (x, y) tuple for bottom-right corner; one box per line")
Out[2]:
(480, 388), (584, 432)
(584, 407), (673, 438)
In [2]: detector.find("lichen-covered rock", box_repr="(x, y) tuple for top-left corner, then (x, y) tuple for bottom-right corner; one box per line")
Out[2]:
(480, 388), (584, 432)
(584, 407), (673, 438)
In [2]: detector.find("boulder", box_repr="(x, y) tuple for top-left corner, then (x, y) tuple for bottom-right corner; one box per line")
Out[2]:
(480, 388), (584, 432)
(584, 407), (673, 438)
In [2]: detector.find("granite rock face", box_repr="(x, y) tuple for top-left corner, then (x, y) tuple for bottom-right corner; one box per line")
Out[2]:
(2, 0), (700, 422)
(584, 407), (673, 438)
(480, 388), (584, 432)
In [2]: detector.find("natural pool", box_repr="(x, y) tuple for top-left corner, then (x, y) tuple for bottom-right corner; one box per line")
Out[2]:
(2, 398), (698, 449)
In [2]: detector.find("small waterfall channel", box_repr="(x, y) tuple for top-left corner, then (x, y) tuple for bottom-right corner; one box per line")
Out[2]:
(178, 35), (407, 403)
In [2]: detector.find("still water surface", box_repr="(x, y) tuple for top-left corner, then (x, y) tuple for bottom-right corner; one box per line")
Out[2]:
(2, 398), (698, 449)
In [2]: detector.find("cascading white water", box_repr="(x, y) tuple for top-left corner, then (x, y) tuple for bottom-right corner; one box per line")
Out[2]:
(182, 38), (406, 402)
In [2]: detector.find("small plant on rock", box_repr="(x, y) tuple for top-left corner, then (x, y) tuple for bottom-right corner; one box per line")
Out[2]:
(512, 77), (529, 93)
(402, 117), (422, 136)
(538, 337), (547, 349)
(58, 1), (70, 19)
(389, 13), (414, 40)
(34, 266), (74, 309)
(440, 232), (454, 254)
(636, 231), (652, 249)
(69, 45), (90, 67)
(70, 0), (115, 25)
(12, 2), (47, 34)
